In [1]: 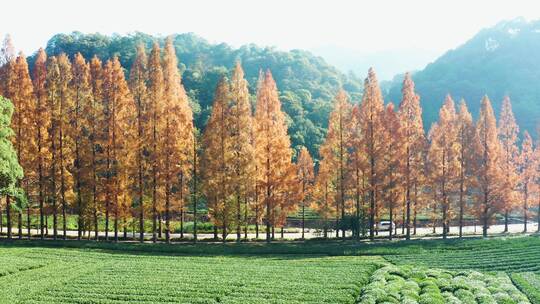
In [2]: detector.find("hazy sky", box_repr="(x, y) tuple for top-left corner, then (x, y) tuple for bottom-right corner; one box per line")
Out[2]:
(2, 0), (540, 77)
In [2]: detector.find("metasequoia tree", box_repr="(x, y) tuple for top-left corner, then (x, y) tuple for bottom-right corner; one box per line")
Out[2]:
(254, 70), (295, 242)
(46, 56), (62, 239)
(147, 42), (164, 242)
(70, 53), (93, 240)
(129, 45), (149, 243)
(56, 54), (74, 239)
(381, 103), (404, 240)
(228, 62), (255, 241)
(311, 160), (335, 238)
(296, 146), (314, 239)
(359, 68), (385, 240)
(319, 90), (351, 238)
(6, 53), (35, 239)
(427, 95), (458, 239)
(161, 37), (194, 243)
(32, 48), (49, 239)
(518, 131), (535, 232)
(497, 96), (519, 232)
(398, 73), (425, 240)
(102, 56), (133, 242)
(201, 78), (232, 241)
(89, 56), (104, 239)
(347, 104), (367, 238)
(474, 96), (505, 237)
(455, 100), (475, 237)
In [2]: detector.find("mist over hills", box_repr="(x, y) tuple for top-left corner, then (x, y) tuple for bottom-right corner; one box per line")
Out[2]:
(386, 17), (540, 134)
(36, 18), (540, 160)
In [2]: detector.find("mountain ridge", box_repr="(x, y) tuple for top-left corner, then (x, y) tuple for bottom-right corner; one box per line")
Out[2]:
(386, 17), (540, 134)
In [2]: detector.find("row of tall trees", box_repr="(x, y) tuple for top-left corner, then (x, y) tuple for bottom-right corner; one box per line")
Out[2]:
(315, 70), (540, 239)
(0, 36), (197, 242)
(1, 32), (539, 242)
(0, 35), (307, 243)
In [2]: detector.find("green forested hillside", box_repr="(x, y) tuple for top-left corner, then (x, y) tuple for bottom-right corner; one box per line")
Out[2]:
(386, 18), (540, 134)
(37, 32), (363, 157)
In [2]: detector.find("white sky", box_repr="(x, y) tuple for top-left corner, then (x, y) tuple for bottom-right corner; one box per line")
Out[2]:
(1, 0), (540, 67)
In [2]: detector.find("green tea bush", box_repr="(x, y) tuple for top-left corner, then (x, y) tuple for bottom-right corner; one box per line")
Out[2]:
(357, 266), (530, 304)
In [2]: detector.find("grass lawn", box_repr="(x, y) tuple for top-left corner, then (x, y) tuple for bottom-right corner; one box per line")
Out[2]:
(0, 235), (539, 303)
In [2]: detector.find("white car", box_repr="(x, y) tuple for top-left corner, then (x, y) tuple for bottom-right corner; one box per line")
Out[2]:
(377, 221), (395, 231)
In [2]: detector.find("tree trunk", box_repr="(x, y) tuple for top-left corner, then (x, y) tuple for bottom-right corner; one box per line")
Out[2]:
(504, 209), (509, 233)
(301, 202), (305, 240)
(254, 188), (259, 239)
(193, 144), (198, 242)
(38, 125), (45, 240)
(244, 197), (248, 240)
(405, 147), (411, 240)
(27, 207), (31, 239)
(483, 192), (488, 237)
(389, 205), (393, 241)
(165, 182), (171, 243)
(152, 168), (157, 243)
(179, 174), (184, 239)
(18, 211), (22, 239)
(114, 197), (118, 242)
(158, 213), (162, 239)
(523, 185), (528, 233)
(236, 194), (241, 242)
(459, 175), (464, 238)
(6, 196), (11, 240)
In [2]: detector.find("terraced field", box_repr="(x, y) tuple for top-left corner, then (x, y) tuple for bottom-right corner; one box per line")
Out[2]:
(0, 246), (381, 304)
(383, 236), (540, 273)
(1, 236), (539, 303)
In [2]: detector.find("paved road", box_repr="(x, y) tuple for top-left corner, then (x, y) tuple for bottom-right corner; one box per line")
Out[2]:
(2, 222), (538, 241)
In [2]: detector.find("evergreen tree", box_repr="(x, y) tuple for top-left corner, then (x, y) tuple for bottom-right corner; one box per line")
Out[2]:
(0, 96), (24, 240)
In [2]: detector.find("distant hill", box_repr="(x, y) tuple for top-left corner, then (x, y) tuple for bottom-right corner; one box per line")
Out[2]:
(36, 32), (364, 157)
(386, 17), (540, 134)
